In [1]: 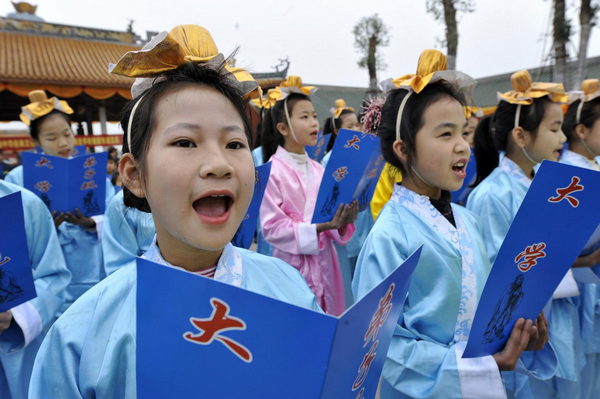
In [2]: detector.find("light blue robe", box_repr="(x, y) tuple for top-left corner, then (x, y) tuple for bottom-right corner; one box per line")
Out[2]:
(102, 190), (155, 276)
(354, 184), (505, 398)
(5, 165), (115, 314)
(30, 237), (321, 398)
(0, 181), (70, 399)
(560, 149), (600, 398)
(322, 151), (375, 307)
(468, 156), (583, 398)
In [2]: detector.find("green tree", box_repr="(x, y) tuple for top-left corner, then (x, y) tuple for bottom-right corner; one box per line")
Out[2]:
(353, 14), (390, 93)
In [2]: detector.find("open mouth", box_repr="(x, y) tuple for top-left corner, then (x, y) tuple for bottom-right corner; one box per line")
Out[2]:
(59, 150), (71, 157)
(310, 131), (318, 138)
(452, 159), (467, 179)
(193, 192), (234, 225)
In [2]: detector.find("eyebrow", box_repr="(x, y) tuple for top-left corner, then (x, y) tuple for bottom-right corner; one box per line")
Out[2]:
(163, 122), (245, 135)
(550, 120), (562, 125)
(42, 127), (71, 136)
(434, 122), (469, 129)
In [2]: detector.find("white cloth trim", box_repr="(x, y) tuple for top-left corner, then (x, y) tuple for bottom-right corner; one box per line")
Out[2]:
(455, 341), (506, 399)
(90, 215), (104, 240)
(552, 269), (580, 298)
(297, 222), (319, 255)
(10, 301), (42, 348)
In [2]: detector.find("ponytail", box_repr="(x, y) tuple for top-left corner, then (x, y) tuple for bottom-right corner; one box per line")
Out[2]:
(473, 116), (499, 186)
(260, 93), (311, 163)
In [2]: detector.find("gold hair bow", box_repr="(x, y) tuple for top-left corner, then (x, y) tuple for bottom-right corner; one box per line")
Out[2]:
(19, 90), (73, 126)
(330, 99), (355, 118)
(380, 49), (476, 99)
(464, 106), (483, 119)
(568, 78), (600, 104)
(109, 25), (260, 99)
(251, 88), (282, 109)
(276, 76), (317, 99)
(498, 70), (568, 105)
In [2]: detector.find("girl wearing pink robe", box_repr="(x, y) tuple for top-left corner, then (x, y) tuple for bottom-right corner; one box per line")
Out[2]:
(258, 77), (357, 315)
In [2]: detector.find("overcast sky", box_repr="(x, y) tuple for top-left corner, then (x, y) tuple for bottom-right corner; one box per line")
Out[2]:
(2, 0), (599, 88)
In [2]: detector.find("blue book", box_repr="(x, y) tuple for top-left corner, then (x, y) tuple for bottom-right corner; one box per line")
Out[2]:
(71, 145), (87, 157)
(311, 129), (384, 223)
(306, 131), (331, 163)
(0, 192), (37, 312)
(463, 161), (600, 358)
(231, 163), (272, 249)
(137, 246), (423, 398)
(22, 151), (108, 217)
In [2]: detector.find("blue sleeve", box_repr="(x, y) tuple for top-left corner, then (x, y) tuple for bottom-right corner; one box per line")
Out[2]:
(468, 191), (512, 265)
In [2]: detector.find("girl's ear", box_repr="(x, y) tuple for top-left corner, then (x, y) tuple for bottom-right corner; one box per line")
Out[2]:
(511, 126), (528, 148)
(574, 123), (588, 140)
(393, 139), (408, 163)
(276, 122), (290, 138)
(119, 153), (145, 198)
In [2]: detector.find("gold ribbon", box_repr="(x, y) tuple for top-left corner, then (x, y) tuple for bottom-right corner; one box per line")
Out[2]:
(20, 90), (73, 126)
(109, 25), (260, 98)
(251, 88), (281, 109)
(464, 106), (483, 119)
(388, 49), (448, 94)
(331, 99), (355, 118)
(276, 76), (317, 99)
(498, 70), (568, 105)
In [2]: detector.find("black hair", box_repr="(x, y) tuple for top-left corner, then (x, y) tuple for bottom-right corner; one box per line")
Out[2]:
(119, 61), (254, 212)
(473, 97), (551, 185)
(261, 93), (311, 164)
(323, 109), (355, 153)
(29, 110), (72, 141)
(253, 108), (267, 151)
(562, 98), (600, 143)
(378, 80), (467, 178)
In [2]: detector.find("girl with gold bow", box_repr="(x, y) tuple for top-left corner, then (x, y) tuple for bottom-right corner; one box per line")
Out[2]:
(259, 76), (358, 316)
(559, 78), (600, 399)
(353, 51), (552, 399)
(30, 25), (322, 398)
(322, 99), (360, 154)
(468, 70), (597, 398)
(7, 90), (116, 314)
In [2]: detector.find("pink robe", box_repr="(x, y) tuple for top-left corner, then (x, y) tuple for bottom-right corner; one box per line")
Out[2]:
(260, 146), (355, 316)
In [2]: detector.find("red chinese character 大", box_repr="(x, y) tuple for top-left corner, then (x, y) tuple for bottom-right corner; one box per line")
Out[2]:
(353, 340), (379, 391)
(355, 388), (365, 399)
(333, 166), (349, 182)
(80, 180), (98, 190)
(318, 137), (325, 147)
(0, 256), (10, 266)
(84, 169), (96, 179)
(364, 283), (395, 347)
(35, 157), (53, 169)
(367, 168), (378, 179)
(183, 298), (253, 363)
(345, 135), (361, 150)
(315, 148), (322, 157)
(548, 176), (584, 208)
(375, 155), (384, 166)
(34, 180), (52, 193)
(83, 156), (97, 169)
(515, 243), (547, 272)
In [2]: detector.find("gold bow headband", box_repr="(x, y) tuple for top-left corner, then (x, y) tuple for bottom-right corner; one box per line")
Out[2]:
(330, 99), (355, 118)
(20, 90), (74, 126)
(380, 49), (477, 141)
(251, 88), (281, 110)
(109, 25), (261, 150)
(498, 70), (568, 128)
(567, 79), (600, 124)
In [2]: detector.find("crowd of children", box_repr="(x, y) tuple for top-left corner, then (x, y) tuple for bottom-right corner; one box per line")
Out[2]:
(1, 23), (600, 399)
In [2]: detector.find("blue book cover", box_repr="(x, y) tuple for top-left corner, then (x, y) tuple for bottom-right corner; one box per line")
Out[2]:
(231, 163), (272, 249)
(311, 129), (382, 223)
(0, 192), (37, 312)
(306, 131), (331, 163)
(136, 246), (423, 398)
(70, 145), (86, 157)
(22, 151), (108, 217)
(463, 161), (600, 358)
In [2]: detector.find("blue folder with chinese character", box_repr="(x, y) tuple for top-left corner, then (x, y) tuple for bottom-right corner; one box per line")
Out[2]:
(137, 245), (423, 398)
(306, 131), (331, 163)
(231, 163), (271, 249)
(71, 145), (86, 157)
(0, 191), (36, 312)
(22, 151), (107, 217)
(311, 129), (385, 223)
(463, 161), (600, 358)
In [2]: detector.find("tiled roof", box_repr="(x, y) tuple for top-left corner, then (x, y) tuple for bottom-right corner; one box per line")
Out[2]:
(0, 30), (138, 87)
